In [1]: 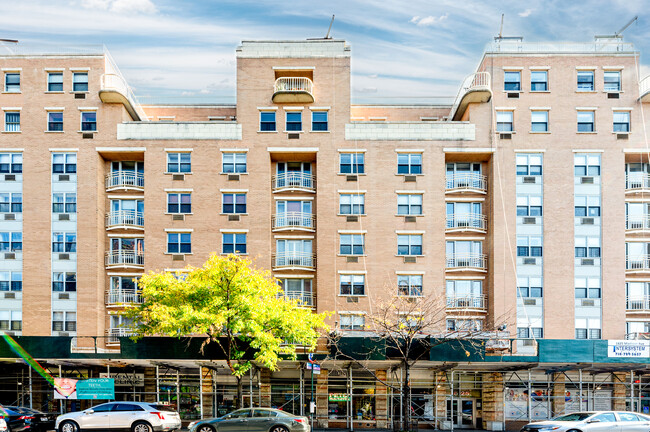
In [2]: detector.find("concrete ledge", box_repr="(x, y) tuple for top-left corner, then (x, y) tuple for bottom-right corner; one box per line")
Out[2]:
(117, 122), (242, 140)
(345, 122), (475, 141)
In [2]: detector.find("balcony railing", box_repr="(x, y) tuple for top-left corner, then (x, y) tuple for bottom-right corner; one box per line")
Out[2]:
(106, 210), (144, 230)
(107, 327), (136, 343)
(626, 215), (650, 231)
(626, 174), (650, 191)
(446, 295), (487, 311)
(641, 75), (650, 102)
(272, 172), (315, 192)
(106, 289), (143, 305)
(105, 171), (144, 191)
(446, 213), (487, 231)
(273, 77), (314, 103)
(100, 73), (147, 121)
(446, 253), (487, 271)
(445, 173), (487, 193)
(450, 71), (491, 121)
(626, 255), (650, 272)
(281, 292), (315, 307)
(626, 296), (650, 311)
(105, 251), (144, 268)
(272, 212), (315, 231)
(272, 252), (316, 270)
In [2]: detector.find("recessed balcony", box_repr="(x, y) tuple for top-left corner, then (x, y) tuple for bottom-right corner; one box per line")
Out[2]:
(105, 251), (144, 269)
(626, 215), (650, 233)
(272, 77), (314, 104)
(107, 327), (135, 344)
(626, 255), (650, 273)
(445, 173), (487, 194)
(272, 172), (315, 193)
(106, 210), (144, 230)
(272, 212), (315, 232)
(640, 75), (650, 103)
(627, 296), (650, 313)
(446, 295), (487, 312)
(626, 174), (650, 193)
(446, 253), (487, 272)
(272, 252), (316, 271)
(106, 171), (144, 192)
(446, 213), (487, 233)
(106, 289), (143, 306)
(280, 292), (315, 308)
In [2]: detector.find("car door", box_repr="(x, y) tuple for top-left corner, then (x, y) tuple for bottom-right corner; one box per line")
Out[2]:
(584, 412), (620, 432)
(217, 410), (250, 432)
(110, 403), (143, 429)
(616, 412), (646, 432)
(250, 409), (275, 432)
(78, 403), (114, 429)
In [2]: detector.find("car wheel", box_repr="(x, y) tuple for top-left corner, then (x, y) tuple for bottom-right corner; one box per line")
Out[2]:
(60, 421), (78, 432)
(269, 426), (289, 432)
(132, 422), (152, 432)
(197, 425), (215, 432)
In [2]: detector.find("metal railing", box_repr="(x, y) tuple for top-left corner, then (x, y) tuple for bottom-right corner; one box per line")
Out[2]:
(446, 213), (487, 230)
(641, 75), (650, 99)
(486, 40), (636, 54)
(107, 327), (136, 343)
(274, 77), (313, 95)
(626, 215), (650, 231)
(446, 295), (487, 310)
(625, 173), (650, 191)
(105, 251), (145, 267)
(280, 292), (314, 307)
(445, 173), (487, 192)
(101, 73), (147, 120)
(272, 172), (315, 191)
(106, 289), (143, 305)
(626, 255), (650, 271)
(105, 171), (145, 190)
(106, 210), (144, 229)
(450, 71), (491, 120)
(626, 295), (650, 311)
(272, 212), (315, 230)
(626, 332), (650, 340)
(446, 253), (487, 270)
(272, 252), (316, 269)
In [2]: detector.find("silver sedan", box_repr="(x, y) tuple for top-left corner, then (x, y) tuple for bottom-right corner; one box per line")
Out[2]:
(521, 411), (650, 432)
(188, 408), (309, 432)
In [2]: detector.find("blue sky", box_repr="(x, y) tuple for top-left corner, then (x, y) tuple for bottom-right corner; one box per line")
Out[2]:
(2, 0), (649, 104)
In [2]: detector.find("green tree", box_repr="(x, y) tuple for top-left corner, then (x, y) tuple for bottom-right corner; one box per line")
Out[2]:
(122, 254), (328, 407)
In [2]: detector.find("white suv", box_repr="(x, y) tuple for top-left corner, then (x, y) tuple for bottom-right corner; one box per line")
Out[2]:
(56, 402), (181, 432)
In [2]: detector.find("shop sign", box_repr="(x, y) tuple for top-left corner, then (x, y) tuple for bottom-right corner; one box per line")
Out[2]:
(77, 378), (115, 400)
(607, 340), (650, 358)
(100, 372), (145, 386)
(329, 393), (350, 402)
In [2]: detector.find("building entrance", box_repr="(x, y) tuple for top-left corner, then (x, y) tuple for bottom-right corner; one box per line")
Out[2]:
(447, 398), (476, 428)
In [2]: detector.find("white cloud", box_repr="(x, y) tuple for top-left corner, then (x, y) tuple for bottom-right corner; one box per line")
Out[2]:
(518, 9), (532, 17)
(80, 0), (157, 14)
(410, 13), (448, 26)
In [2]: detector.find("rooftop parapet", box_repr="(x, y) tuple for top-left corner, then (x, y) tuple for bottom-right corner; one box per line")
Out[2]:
(485, 38), (636, 54)
(236, 39), (350, 58)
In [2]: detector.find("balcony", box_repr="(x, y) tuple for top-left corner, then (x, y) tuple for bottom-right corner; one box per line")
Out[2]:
(272, 172), (315, 193)
(446, 253), (487, 272)
(446, 295), (487, 312)
(272, 252), (316, 271)
(450, 72), (491, 121)
(106, 289), (143, 306)
(446, 213), (487, 233)
(280, 292), (315, 308)
(626, 255), (650, 273)
(107, 327), (136, 344)
(100, 73), (147, 121)
(626, 215), (650, 233)
(625, 174), (650, 193)
(106, 210), (144, 230)
(626, 296), (650, 312)
(272, 77), (314, 104)
(272, 212), (315, 232)
(105, 251), (144, 269)
(641, 75), (650, 103)
(445, 173), (487, 194)
(106, 171), (144, 192)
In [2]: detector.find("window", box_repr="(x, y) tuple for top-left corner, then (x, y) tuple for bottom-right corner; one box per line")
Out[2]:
(398, 275), (423, 297)
(340, 274), (365, 296)
(52, 153), (76, 173)
(577, 70), (594, 91)
(517, 327), (543, 339)
(222, 193), (246, 214)
(52, 193), (76, 213)
(279, 279), (312, 304)
(260, 111), (276, 131)
(575, 318), (600, 339)
(52, 311), (76, 332)
(339, 194), (365, 215)
(340, 234), (364, 255)
(48, 72), (63, 92)
(311, 111), (328, 131)
(575, 195), (600, 217)
(4, 73), (20, 93)
(504, 71), (520, 91)
(496, 111), (513, 132)
(167, 152), (191, 173)
(530, 111), (548, 132)
(4, 112), (20, 132)
(530, 70), (548, 91)
(516, 195), (542, 216)
(52, 232), (75, 253)
(603, 70), (621, 92)
(397, 234), (423, 256)
(167, 193), (191, 214)
(397, 194), (423, 216)
(447, 319), (481, 331)
(222, 233), (247, 254)
(0, 193), (22, 213)
(81, 111), (97, 132)
(340, 314), (364, 330)
(222, 153), (247, 173)
(0, 272), (22, 291)
(397, 153), (422, 174)
(577, 111), (595, 132)
(110, 276), (138, 293)
(286, 111), (302, 131)
(516, 154), (542, 176)
(48, 111), (63, 131)
(0, 232), (21, 252)
(339, 153), (364, 174)
(167, 232), (191, 254)
(516, 236), (542, 257)
(575, 236), (601, 258)
(0, 311), (22, 331)
(517, 277), (542, 298)
(446, 202), (482, 228)
(72, 72), (88, 92)
(575, 277), (601, 299)
(0, 153), (22, 173)
(574, 154), (600, 177)
(52, 272), (76, 292)
(613, 111), (630, 132)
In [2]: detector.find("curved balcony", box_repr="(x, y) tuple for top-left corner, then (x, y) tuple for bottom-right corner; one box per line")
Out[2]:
(106, 289), (143, 306)
(446, 295), (487, 312)
(626, 174), (650, 193)
(272, 172), (315, 193)
(641, 75), (650, 103)
(106, 171), (144, 192)
(106, 210), (144, 230)
(626, 296), (650, 312)
(446, 213), (487, 233)
(280, 292), (315, 308)
(272, 212), (315, 232)
(626, 215), (650, 233)
(272, 252), (316, 271)
(626, 255), (650, 273)
(451, 72), (491, 121)
(107, 327), (136, 344)
(100, 73), (147, 121)
(445, 173), (487, 194)
(105, 251), (144, 269)
(273, 77), (314, 103)
(446, 253), (487, 272)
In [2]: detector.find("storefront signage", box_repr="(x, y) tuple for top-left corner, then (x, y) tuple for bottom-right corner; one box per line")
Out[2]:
(607, 340), (650, 358)
(99, 372), (145, 386)
(77, 378), (115, 400)
(329, 393), (350, 402)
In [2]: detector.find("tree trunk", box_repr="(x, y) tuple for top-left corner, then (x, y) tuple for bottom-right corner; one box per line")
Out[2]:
(402, 361), (411, 432)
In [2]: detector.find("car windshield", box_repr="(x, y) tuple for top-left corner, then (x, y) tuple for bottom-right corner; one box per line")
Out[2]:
(553, 412), (595, 421)
(148, 405), (176, 412)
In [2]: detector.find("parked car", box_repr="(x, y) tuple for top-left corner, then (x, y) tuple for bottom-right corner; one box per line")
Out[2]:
(3, 406), (56, 432)
(188, 408), (310, 432)
(55, 402), (181, 432)
(0, 416), (7, 432)
(521, 411), (650, 431)
(0, 405), (34, 432)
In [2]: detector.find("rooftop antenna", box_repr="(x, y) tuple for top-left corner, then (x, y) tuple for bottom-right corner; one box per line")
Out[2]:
(0, 39), (18, 43)
(595, 15), (637, 39)
(498, 14), (504, 39)
(325, 14), (335, 39)
(493, 14), (522, 43)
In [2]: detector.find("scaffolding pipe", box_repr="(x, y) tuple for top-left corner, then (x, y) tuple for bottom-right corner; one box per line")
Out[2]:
(249, 368), (253, 408)
(631, 371), (635, 412)
(450, 371), (455, 432)
(59, 365), (63, 414)
(349, 365), (353, 432)
(579, 369), (583, 411)
(28, 366), (32, 409)
(434, 374), (437, 429)
(176, 370), (180, 412)
(156, 366), (160, 403)
(299, 368), (304, 416)
(527, 370), (532, 423)
(400, 367), (403, 431)
(199, 367), (204, 419)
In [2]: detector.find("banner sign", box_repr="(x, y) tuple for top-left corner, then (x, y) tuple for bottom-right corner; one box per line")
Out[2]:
(329, 393), (350, 402)
(77, 378), (115, 400)
(607, 340), (650, 358)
